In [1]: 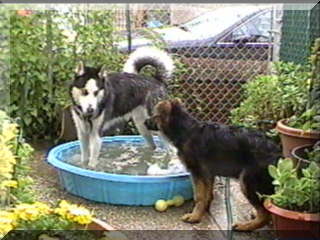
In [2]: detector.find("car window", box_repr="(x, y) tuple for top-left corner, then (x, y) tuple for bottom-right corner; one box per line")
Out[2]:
(219, 10), (271, 43)
(181, 7), (261, 39)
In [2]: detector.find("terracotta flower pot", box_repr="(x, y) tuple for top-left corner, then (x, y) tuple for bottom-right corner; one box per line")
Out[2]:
(291, 144), (320, 168)
(87, 218), (115, 231)
(16, 10), (33, 16)
(87, 219), (128, 240)
(276, 119), (320, 158)
(264, 200), (320, 239)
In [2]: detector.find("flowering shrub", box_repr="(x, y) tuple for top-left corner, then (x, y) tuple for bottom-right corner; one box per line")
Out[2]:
(0, 110), (35, 206)
(0, 200), (94, 238)
(0, 111), (18, 205)
(54, 200), (92, 225)
(0, 111), (98, 239)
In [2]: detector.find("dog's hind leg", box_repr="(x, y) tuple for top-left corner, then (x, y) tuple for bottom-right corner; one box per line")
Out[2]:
(182, 176), (214, 223)
(232, 169), (271, 231)
(132, 106), (156, 150)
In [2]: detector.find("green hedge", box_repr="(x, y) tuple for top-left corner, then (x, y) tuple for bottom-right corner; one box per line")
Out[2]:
(9, 9), (124, 139)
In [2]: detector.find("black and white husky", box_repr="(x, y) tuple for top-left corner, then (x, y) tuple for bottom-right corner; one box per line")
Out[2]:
(70, 47), (174, 168)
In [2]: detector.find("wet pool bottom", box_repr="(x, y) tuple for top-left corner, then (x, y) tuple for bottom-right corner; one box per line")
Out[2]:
(66, 141), (183, 175)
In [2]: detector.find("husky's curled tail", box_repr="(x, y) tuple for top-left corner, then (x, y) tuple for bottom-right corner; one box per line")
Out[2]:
(123, 47), (174, 82)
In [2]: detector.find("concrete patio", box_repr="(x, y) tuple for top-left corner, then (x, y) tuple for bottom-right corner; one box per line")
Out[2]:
(31, 142), (274, 239)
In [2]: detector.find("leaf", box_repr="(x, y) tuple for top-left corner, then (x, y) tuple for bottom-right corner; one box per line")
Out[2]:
(278, 158), (294, 173)
(302, 169), (311, 178)
(308, 162), (320, 178)
(268, 165), (278, 179)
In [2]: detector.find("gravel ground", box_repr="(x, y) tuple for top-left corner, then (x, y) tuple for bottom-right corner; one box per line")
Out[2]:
(29, 141), (274, 238)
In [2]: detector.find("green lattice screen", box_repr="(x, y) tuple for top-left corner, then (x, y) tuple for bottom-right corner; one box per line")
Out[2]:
(280, 3), (320, 64)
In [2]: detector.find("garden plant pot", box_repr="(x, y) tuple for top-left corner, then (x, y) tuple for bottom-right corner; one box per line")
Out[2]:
(87, 219), (128, 240)
(87, 218), (115, 231)
(264, 200), (320, 239)
(276, 119), (320, 158)
(291, 144), (320, 167)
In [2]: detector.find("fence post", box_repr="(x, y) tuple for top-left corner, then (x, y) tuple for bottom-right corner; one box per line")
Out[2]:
(272, 4), (283, 63)
(126, 4), (132, 53)
(46, 8), (54, 137)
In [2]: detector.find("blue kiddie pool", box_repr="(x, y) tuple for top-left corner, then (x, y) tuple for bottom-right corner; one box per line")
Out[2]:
(47, 135), (193, 206)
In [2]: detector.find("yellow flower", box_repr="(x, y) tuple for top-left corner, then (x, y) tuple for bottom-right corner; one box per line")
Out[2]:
(13, 202), (52, 221)
(0, 223), (14, 239)
(1, 122), (18, 143)
(54, 200), (93, 225)
(0, 142), (16, 180)
(0, 210), (17, 238)
(0, 180), (18, 189)
(67, 206), (92, 225)
(33, 202), (52, 215)
(0, 210), (17, 224)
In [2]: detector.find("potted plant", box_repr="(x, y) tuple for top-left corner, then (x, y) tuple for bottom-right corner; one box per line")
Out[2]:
(276, 38), (320, 158)
(291, 141), (320, 167)
(264, 158), (320, 239)
(230, 61), (310, 142)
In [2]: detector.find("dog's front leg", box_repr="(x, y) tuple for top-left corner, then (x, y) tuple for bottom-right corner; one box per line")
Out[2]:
(132, 107), (156, 150)
(71, 109), (90, 164)
(87, 114), (104, 169)
(79, 132), (90, 164)
(88, 131), (101, 169)
(182, 176), (213, 223)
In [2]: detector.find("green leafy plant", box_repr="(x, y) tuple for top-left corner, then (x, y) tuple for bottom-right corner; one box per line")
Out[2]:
(267, 158), (320, 213)
(306, 142), (320, 163)
(288, 106), (320, 131)
(9, 8), (124, 140)
(230, 61), (310, 131)
(287, 38), (320, 131)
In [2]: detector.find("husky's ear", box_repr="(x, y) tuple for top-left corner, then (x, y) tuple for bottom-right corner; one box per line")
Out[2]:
(98, 65), (108, 79)
(75, 61), (85, 76)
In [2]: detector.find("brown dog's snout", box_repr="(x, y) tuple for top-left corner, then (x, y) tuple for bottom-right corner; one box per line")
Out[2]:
(144, 117), (159, 131)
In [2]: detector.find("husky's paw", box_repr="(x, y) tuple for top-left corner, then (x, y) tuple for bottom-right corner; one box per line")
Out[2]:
(88, 161), (98, 169)
(81, 156), (89, 164)
(149, 144), (157, 151)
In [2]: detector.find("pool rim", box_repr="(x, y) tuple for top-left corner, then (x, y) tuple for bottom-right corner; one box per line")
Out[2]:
(47, 135), (190, 183)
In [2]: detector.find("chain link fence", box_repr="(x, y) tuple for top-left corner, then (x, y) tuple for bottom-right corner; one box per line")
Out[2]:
(118, 4), (275, 123)
(6, 4), (280, 139)
(280, 3), (320, 64)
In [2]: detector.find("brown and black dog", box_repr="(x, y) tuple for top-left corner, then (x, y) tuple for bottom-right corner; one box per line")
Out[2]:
(145, 98), (281, 231)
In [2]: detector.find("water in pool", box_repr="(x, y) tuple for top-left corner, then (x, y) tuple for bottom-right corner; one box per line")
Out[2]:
(66, 141), (186, 176)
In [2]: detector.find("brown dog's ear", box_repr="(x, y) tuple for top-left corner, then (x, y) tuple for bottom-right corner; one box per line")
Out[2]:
(98, 65), (108, 79)
(171, 97), (182, 106)
(75, 61), (85, 76)
(158, 100), (172, 115)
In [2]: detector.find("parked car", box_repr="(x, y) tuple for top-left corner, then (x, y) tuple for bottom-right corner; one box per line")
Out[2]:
(117, 6), (273, 60)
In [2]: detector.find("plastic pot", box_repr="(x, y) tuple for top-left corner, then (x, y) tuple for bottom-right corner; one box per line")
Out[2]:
(264, 200), (320, 239)
(276, 119), (320, 158)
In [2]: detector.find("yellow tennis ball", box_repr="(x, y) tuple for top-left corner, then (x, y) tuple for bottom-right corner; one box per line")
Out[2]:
(155, 199), (168, 212)
(172, 195), (184, 207)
